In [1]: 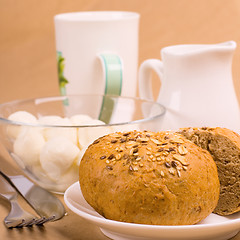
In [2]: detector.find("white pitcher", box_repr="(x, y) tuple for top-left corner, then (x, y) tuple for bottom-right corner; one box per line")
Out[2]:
(139, 41), (240, 132)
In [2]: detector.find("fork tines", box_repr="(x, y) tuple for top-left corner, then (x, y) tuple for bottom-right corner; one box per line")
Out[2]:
(16, 218), (37, 228)
(6, 215), (56, 228)
(35, 215), (56, 225)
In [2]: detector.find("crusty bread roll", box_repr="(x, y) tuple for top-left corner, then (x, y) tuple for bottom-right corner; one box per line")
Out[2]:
(79, 130), (220, 225)
(178, 127), (240, 216)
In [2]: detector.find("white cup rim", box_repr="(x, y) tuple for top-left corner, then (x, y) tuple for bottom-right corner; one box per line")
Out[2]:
(54, 11), (140, 22)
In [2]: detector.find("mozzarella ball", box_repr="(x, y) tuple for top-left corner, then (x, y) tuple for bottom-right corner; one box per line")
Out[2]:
(78, 119), (112, 149)
(54, 162), (79, 191)
(39, 137), (80, 181)
(7, 111), (38, 140)
(70, 114), (93, 125)
(39, 116), (77, 145)
(13, 127), (45, 165)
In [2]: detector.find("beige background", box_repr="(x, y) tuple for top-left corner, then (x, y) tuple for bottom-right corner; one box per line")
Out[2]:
(1, 0), (240, 103)
(0, 0), (240, 239)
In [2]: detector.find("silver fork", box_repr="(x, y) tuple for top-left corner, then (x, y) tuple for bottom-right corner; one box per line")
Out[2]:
(0, 174), (47, 228)
(0, 156), (65, 227)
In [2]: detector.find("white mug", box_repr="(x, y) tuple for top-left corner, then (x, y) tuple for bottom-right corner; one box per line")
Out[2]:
(54, 11), (140, 98)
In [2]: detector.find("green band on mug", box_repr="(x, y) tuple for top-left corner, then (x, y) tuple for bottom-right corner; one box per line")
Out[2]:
(98, 54), (123, 123)
(101, 54), (122, 96)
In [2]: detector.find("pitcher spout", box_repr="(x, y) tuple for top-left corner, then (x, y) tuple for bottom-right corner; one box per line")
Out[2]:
(216, 40), (236, 51)
(162, 40), (237, 56)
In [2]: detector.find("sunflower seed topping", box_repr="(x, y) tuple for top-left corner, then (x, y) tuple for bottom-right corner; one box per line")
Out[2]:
(108, 154), (115, 160)
(173, 154), (189, 166)
(150, 138), (162, 145)
(165, 162), (171, 168)
(106, 165), (113, 170)
(182, 166), (188, 171)
(169, 168), (175, 175)
(170, 137), (184, 144)
(137, 137), (149, 142)
(178, 145), (188, 155)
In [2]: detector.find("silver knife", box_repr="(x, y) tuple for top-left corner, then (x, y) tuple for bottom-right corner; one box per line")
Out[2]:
(0, 158), (66, 221)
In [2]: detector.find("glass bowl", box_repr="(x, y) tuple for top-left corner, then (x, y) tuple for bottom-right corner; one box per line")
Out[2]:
(0, 94), (165, 193)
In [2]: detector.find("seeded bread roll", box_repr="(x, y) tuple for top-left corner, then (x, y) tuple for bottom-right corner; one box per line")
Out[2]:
(178, 127), (240, 216)
(79, 130), (220, 225)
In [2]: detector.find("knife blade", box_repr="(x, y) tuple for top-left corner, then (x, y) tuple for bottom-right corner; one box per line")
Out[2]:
(0, 162), (66, 221)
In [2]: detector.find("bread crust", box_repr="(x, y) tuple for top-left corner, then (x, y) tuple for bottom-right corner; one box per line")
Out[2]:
(178, 127), (240, 215)
(79, 130), (220, 225)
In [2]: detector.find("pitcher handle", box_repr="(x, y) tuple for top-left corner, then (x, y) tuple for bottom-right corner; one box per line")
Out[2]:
(138, 59), (164, 102)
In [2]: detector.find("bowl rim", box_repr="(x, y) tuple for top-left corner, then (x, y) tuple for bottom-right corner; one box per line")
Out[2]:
(0, 94), (166, 128)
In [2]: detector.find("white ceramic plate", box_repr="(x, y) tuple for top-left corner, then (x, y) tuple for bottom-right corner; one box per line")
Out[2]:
(64, 182), (240, 240)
